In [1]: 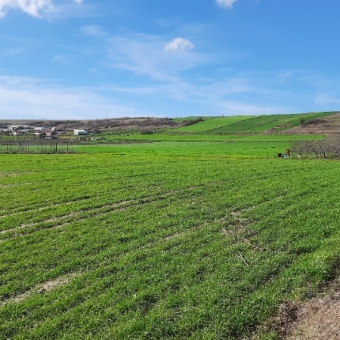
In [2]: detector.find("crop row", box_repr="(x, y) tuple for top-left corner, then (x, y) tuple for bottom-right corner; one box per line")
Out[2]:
(175, 116), (253, 133)
(209, 112), (336, 133)
(1, 152), (340, 339)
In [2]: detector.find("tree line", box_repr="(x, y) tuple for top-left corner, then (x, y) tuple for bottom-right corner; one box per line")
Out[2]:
(291, 136), (340, 158)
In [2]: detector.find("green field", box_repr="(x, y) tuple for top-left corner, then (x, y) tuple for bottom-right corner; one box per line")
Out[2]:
(175, 116), (253, 133)
(1, 133), (340, 339)
(173, 112), (337, 134)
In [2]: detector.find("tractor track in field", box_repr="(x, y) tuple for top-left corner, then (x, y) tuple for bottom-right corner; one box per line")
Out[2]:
(0, 178), (193, 219)
(0, 197), (164, 238)
(0, 181), (288, 241)
(0, 205), (241, 305)
(0, 198), (91, 219)
(0, 184), (208, 240)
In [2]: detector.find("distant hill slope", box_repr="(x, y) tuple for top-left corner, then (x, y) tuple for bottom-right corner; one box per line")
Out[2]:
(174, 112), (339, 134)
(287, 112), (340, 134)
(1, 112), (339, 136)
(175, 116), (253, 133)
(0, 117), (189, 134)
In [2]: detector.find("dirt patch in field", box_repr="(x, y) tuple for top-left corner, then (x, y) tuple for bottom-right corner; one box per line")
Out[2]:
(164, 231), (185, 241)
(37, 275), (77, 294)
(285, 284), (340, 339)
(285, 112), (340, 134)
(1, 273), (79, 305)
(221, 207), (254, 237)
(253, 277), (340, 339)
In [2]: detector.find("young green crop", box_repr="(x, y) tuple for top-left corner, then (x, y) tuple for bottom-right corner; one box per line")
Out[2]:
(1, 145), (340, 339)
(209, 112), (336, 133)
(175, 116), (253, 133)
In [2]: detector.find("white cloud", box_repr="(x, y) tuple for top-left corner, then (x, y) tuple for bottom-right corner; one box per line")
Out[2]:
(0, 0), (83, 18)
(216, 0), (238, 9)
(0, 0), (53, 18)
(164, 37), (195, 52)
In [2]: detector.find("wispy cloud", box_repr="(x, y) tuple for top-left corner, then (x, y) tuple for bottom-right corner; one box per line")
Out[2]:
(81, 27), (206, 82)
(80, 25), (107, 38)
(53, 54), (73, 64)
(216, 101), (288, 116)
(156, 76), (293, 115)
(47, 1), (95, 19)
(314, 93), (340, 106)
(78, 25), (301, 116)
(216, 0), (239, 9)
(108, 35), (205, 81)
(0, 76), (150, 119)
(0, 68), (295, 119)
(5, 47), (24, 56)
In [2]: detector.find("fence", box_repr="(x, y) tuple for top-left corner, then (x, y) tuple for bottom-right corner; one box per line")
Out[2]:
(0, 139), (74, 154)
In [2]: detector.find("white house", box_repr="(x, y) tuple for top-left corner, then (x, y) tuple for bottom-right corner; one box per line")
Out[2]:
(74, 129), (88, 136)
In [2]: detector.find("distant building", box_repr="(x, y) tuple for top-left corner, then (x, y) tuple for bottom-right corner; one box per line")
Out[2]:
(74, 129), (88, 136)
(33, 126), (48, 131)
(8, 125), (31, 131)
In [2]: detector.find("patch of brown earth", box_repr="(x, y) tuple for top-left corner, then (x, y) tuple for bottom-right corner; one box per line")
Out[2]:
(252, 277), (340, 339)
(286, 112), (340, 134)
(221, 207), (256, 267)
(1, 273), (79, 306)
(286, 284), (340, 339)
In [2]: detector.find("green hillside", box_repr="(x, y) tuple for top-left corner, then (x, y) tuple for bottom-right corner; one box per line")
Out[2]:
(174, 112), (337, 134)
(175, 116), (252, 133)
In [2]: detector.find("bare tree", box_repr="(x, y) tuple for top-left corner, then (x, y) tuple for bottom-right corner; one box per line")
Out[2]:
(291, 135), (340, 159)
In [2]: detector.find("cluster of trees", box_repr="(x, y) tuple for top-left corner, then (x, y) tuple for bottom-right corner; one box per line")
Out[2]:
(291, 136), (340, 158)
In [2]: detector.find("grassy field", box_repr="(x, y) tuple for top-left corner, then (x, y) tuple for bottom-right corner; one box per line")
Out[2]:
(175, 116), (253, 133)
(74, 140), (293, 157)
(1, 136), (340, 339)
(100, 133), (324, 143)
(173, 112), (337, 134)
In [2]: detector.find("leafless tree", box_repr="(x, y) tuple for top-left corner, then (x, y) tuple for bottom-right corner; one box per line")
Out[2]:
(291, 135), (340, 158)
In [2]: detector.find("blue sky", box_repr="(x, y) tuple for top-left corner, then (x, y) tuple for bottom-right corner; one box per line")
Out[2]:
(1, 0), (340, 119)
